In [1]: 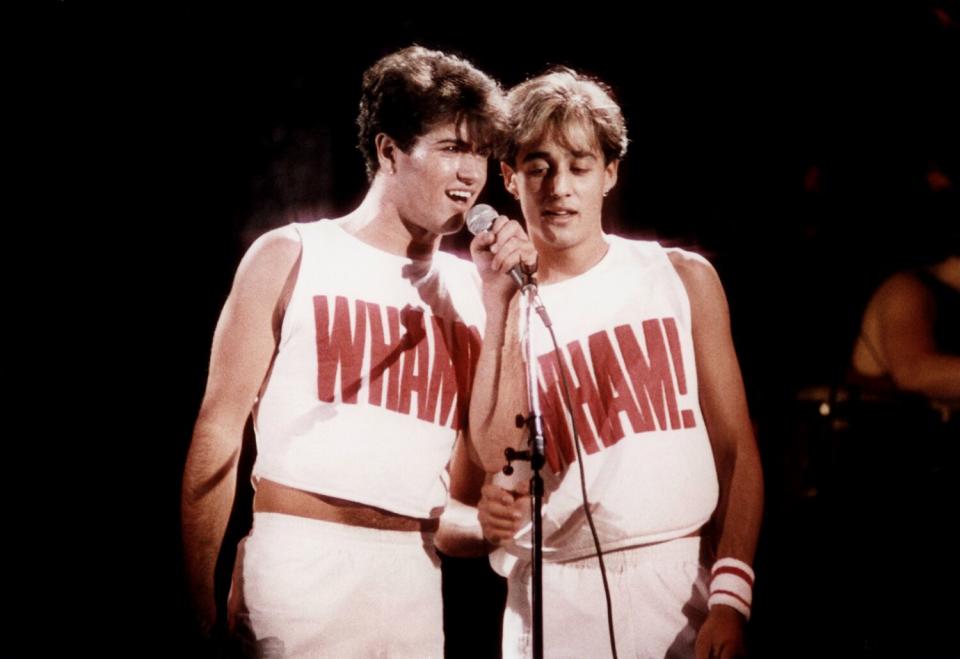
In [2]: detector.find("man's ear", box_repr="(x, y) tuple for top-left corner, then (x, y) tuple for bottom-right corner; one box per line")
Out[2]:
(376, 133), (399, 174)
(603, 159), (619, 196)
(501, 160), (519, 199)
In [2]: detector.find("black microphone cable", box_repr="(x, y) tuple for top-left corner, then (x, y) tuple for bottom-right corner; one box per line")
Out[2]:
(530, 294), (619, 659)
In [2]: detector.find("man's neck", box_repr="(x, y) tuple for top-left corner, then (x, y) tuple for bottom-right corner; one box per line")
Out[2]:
(537, 232), (609, 284)
(338, 178), (440, 261)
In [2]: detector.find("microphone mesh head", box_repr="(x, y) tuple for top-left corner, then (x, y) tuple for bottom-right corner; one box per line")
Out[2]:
(465, 204), (498, 236)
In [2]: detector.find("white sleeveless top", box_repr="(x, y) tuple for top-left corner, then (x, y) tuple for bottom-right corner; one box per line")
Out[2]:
(493, 235), (718, 570)
(253, 220), (485, 519)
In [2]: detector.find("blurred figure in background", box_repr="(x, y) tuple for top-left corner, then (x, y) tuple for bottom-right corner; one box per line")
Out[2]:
(841, 157), (958, 657)
(849, 249), (959, 404)
(848, 155), (959, 434)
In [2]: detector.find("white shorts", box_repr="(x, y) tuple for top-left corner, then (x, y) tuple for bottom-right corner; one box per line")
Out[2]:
(502, 536), (708, 659)
(227, 512), (443, 659)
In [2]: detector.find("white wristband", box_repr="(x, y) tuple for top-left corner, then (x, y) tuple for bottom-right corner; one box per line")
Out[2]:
(708, 557), (754, 620)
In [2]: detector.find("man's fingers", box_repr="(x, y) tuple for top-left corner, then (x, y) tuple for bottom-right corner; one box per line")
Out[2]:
(490, 237), (529, 273)
(480, 483), (513, 506)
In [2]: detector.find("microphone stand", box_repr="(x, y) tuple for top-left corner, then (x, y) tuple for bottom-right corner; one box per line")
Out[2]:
(503, 280), (551, 659)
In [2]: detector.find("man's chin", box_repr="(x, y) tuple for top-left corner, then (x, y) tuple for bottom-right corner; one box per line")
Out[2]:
(540, 225), (577, 250)
(441, 213), (466, 235)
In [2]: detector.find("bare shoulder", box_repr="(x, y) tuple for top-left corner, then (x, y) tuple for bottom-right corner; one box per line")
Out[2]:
(239, 225), (302, 274)
(879, 270), (931, 297)
(665, 247), (724, 301)
(873, 270), (934, 314)
(231, 224), (303, 294)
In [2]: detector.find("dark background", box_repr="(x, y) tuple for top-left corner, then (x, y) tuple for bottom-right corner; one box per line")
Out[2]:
(49, 4), (958, 657)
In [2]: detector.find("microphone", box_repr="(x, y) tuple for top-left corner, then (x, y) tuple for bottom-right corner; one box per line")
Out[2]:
(466, 204), (532, 289)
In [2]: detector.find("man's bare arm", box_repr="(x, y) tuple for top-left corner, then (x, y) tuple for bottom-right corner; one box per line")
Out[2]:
(181, 227), (301, 635)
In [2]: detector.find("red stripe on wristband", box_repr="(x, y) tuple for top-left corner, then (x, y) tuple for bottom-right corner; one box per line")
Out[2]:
(711, 565), (754, 588)
(711, 589), (751, 610)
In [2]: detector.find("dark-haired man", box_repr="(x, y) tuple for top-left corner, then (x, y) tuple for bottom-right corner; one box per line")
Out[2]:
(182, 46), (505, 657)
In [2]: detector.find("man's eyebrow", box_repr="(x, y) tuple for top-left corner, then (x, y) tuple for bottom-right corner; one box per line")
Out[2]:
(521, 151), (550, 163)
(521, 150), (597, 162)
